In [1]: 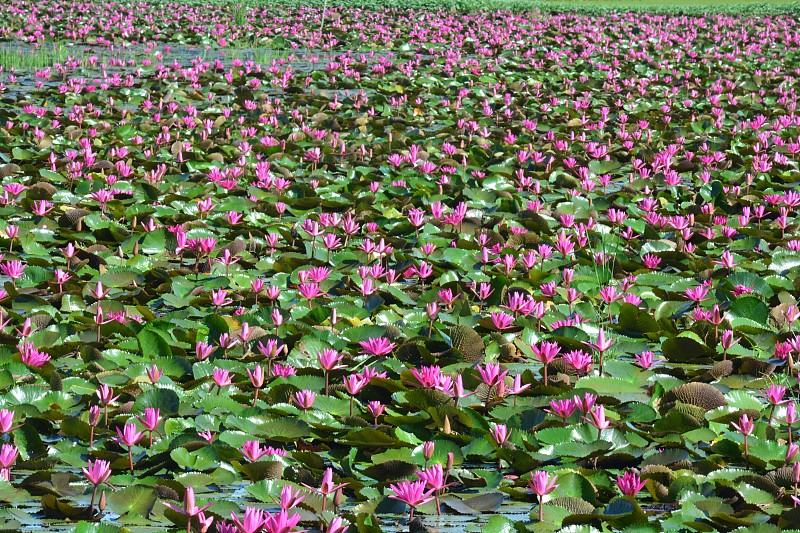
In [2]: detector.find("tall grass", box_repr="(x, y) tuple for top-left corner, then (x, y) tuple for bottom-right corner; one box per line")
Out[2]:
(0, 44), (71, 70)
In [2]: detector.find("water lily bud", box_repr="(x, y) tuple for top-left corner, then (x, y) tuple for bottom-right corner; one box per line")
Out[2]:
(99, 490), (106, 513)
(446, 452), (455, 472)
(423, 441), (435, 462)
(333, 486), (343, 509)
(442, 415), (451, 435)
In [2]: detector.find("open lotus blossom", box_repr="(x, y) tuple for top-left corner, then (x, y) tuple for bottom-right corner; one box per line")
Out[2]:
(165, 487), (213, 533)
(617, 471), (647, 497)
(293, 390), (316, 410)
(733, 414), (756, 462)
(82, 459), (111, 515)
(115, 423), (145, 474)
(358, 337), (396, 356)
(528, 471), (559, 521)
(302, 467), (348, 512)
(583, 328), (614, 376)
(388, 479), (435, 520)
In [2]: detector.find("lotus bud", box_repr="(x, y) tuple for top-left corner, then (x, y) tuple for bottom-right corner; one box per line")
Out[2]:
(442, 415), (451, 435)
(423, 441), (435, 462)
(333, 486), (343, 510)
(99, 490), (106, 513)
(446, 452), (455, 472)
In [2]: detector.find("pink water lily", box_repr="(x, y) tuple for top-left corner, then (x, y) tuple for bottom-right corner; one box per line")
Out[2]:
(388, 479), (435, 520)
(165, 487), (213, 533)
(528, 470), (559, 522)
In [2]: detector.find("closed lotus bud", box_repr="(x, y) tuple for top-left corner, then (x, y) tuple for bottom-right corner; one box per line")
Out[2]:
(334, 486), (343, 509)
(99, 490), (106, 513)
(331, 308), (337, 326)
(446, 452), (455, 472)
(423, 441), (435, 461)
(443, 415), (451, 435)
(133, 241), (139, 256)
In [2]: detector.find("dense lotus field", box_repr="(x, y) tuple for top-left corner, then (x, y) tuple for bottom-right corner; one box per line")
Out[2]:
(2, 1), (800, 532)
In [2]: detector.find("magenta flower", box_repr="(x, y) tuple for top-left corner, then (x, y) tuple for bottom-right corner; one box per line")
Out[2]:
(489, 311), (515, 330)
(229, 507), (264, 533)
(318, 349), (345, 395)
(136, 407), (162, 446)
(0, 260), (25, 287)
(293, 390), (316, 410)
(359, 336), (396, 356)
(490, 423), (511, 446)
(240, 440), (271, 462)
(585, 404), (612, 438)
(547, 399), (577, 420)
(476, 362), (508, 388)
(634, 351), (662, 370)
(616, 471), (647, 497)
(0, 409), (20, 434)
(732, 413), (755, 462)
(82, 459), (111, 515)
(531, 341), (561, 385)
(247, 365), (266, 407)
(388, 480), (435, 520)
(263, 509), (302, 533)
(302, 467), (348, 512)
(326, 516), (349, 533)
(276, 485), (305, 510)
(417, 464), (452, 515)
(367, 401), (385, 425)
(19, 343), (50, 368)
(115, 423), (144, 474)
(583, 328), (614, 375)
(528, 470), (559, 521)
(0, 444), (18, 469)
(164, 487), (213, 533)
(211, 368), (233, 392)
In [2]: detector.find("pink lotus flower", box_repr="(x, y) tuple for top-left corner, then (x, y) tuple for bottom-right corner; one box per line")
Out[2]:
(318, 349), (345, 395)
(165, 487), (214, 532)
(732, 413), (755, 462)
(115, 423), (144, 474)
(634, 351), (662, 370)
(531, 341), (561, 385)
(528, 470), (559, 521)
(490, 423), (511, 445)
(417, 464), (452, 515)
(547, 399), (577, 420)
(1, 260), (26, 287)
(262, 509), (302, 533)
(367, 401), (385, 424)
(83, 458), (111, 514)
(388, 480), (435, 520)
(583, 328), (614, 375)
(326, 517), (349, 533)
(616, 471), (647, 497)
(359, 336), (396, 356)
(0, 409), (20, 434)
(0, 444), (18, 469)
(293, 390), (316, 410)
(302, 467), (348, 512)
(136, 407), (162, 446)
(276, 485), (305, 510)
(476, 362), (508, 388)
(241, 440), (273, 461)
